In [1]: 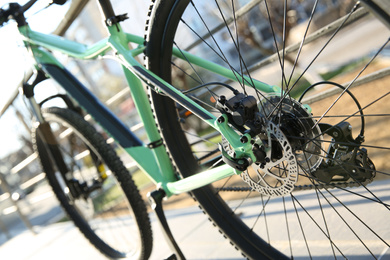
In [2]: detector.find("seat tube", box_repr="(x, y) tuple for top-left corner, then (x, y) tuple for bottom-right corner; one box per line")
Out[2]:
(97, 0), (116, 22)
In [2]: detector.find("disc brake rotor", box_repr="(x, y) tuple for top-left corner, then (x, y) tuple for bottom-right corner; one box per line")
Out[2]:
(222, 95), (325, 197)
(260, 95), (324, 173)
(240, 121), (298, 197)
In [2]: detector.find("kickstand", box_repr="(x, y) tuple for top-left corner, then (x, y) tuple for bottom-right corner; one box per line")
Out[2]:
(148, 189), (186, 260)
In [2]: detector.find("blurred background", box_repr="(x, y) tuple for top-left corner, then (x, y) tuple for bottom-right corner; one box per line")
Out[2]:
(0, 0), (152, 244)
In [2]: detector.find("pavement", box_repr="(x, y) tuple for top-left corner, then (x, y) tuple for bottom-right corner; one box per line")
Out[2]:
(0, 203), (244, 260)
(1, 179), (390, 260)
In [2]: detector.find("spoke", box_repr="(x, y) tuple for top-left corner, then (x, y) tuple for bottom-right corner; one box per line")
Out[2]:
(172, 41), (223, 103)
(181, 11), (262, 96)
(313, 37), (390, 129)
(213, 0), (260, 95)
(263, 0), (289, 95)
(280, 0), (287, 98)
(314, 190), (377, 258)
(196, 148), (220, 163)
(302, 147), (337, 258)
(291, 193), (347, 258)
(286, 0), (319, 88)
(303, 67), (390, 105)
(261, 195), (270, 244)
(189, 131), (220, 146)
(284, 87), (390, 152)
(185, 0), (265, 52)
(215, 175), (234, 196)
(324, 187), (390, 248)
(171, 60), (202, 85)
(247, 7), (368, 75)
(292, 135), (390, 151)
(232, 190), (253, 214)
(60, 143), (82, 174)
(230, 0), (247, 93)
(308, 114), (390, 119)
(282, 196), (293, 258)
(290, 194), (313, 258)
(173, 41), (205, 84)
(181, 18), (228, 64)
(250, 195), (270, 231)
(270, 3), (361, 119)
(332, 185), (390, 208)
(315, 188), (337, 259)
(342, 166), (390, 211)
(187, 1), (248, 90)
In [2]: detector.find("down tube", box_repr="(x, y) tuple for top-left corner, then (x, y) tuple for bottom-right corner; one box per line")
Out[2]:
(39, 63), (174, 185)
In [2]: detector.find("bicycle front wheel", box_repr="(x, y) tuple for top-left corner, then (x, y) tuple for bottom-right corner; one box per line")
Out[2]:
(32, 107), (152, 259)
(146, 0), (390, 259)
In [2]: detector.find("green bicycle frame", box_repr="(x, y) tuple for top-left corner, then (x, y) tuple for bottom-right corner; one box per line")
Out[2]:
(19, 20), (278, 197)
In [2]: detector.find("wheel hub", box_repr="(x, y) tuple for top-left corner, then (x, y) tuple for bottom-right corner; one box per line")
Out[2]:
(219, 93), (325, 197)
(259, 95), (324, 173)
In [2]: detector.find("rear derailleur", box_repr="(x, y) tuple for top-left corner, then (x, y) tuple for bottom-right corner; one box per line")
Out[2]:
(215, 91), (376, 189)
(314, 122), (376, 184)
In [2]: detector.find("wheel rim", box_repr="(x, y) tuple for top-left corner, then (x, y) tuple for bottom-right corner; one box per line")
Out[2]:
(44, 114), (143, 258)
(148, 0), (390, 258)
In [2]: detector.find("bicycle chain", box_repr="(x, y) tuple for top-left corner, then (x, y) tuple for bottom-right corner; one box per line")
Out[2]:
(216, 176), (373, 193)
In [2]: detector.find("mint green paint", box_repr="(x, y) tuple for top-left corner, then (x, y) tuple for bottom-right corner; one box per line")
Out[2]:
(128, 46), (145, 57)
(124, 146), (163, 183)
(105, 25), (179, 194)
(30, 47), (64, 68)
(108, 35), (217, 129)
(125, 33), (145, 46)
(302, 103), (312, 113)
(19, 22), (291, 197)
(214, 114), (256, 163)
(121, 67), (177, 188)
(166, 164), (235, 195)
(19, 26), (110, 59)
(272, 85), (282, 93)
(172, 48), (278, 94)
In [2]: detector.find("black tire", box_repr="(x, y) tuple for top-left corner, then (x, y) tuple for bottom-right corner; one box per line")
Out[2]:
(145, 0), (390, 259)
(32, 107), (152, 259)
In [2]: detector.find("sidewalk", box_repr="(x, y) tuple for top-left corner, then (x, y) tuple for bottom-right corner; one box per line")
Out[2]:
(0, 205), (244, 260)
(2, 187), (390, 260)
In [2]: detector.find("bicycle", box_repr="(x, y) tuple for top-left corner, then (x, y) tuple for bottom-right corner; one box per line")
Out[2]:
(1, 0), (390, 259)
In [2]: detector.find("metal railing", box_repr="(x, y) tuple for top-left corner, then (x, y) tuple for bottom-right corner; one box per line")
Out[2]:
(0, 0), (93, 238)
(0, 0), (149, 240)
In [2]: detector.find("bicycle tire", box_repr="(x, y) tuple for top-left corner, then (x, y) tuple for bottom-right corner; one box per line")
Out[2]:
(32, 107), (152, 259)
(145, 0), (390, 259)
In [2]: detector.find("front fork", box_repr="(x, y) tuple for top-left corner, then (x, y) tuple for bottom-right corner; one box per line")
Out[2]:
(24, 70), (101, 200)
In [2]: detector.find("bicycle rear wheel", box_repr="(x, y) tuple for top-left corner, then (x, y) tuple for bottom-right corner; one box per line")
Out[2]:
(146, 0), (390, 259)
(32, 107), (152, 259)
